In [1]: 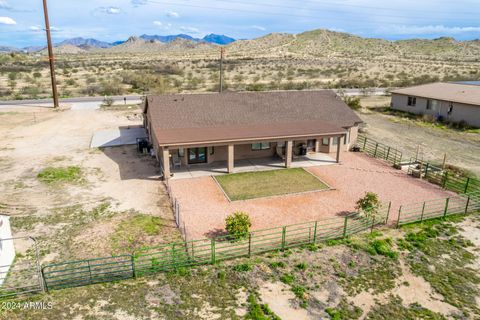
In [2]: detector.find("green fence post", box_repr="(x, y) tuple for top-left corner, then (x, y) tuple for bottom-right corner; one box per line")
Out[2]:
(211, 239), (216, 265)
(370, 214), (376, 233)
(281, 226), (286, 250)
(442, 171), (448, 189)
(465, 196), (471, 214)
(443, 198), (450, 218)
(248, 233), (252, 257)
(385, 202), (392, 224)
(342, 216), (348, 238)
(313, 221), (318, 243)
(374, 143), (379, 157)
(386, 146), (391, 161)
(464, 177), (470, 194)
(171, 244), (176, 269)
(41, 267), (49, 292)
(420, 202), (426, 222)
(396, 206), (402, 228)
(363, 136), (367, 150)
(87, 261), (93, 284)
(424, 163), (430, 179)
(131, 254), (136, 278)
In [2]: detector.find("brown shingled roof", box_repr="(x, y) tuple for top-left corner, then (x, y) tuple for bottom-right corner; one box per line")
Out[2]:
(391, 82), (480, 106)
(145, 90), (362, 146)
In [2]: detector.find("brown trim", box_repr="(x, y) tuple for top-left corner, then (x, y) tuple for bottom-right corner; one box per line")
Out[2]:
(159, 132), (347, 148)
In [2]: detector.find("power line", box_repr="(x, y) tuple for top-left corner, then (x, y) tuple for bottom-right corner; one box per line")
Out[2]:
(207, 0), (480, 20)
(145, 0), (480, 25)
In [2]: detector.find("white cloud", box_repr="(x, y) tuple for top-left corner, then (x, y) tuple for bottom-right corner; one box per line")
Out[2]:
(95, 6), (122, 15)
(29, 25), (42, 31)
(251, 25), (266, 31)
(131, 0), (147, 7)
(166, 11), (179, 18)
(0, 0), (11, 10)
(180, 26), (200, 34)
(0, 16), (16, 25)
(153, 21), (171, 30)
(379, 25), (480, 35)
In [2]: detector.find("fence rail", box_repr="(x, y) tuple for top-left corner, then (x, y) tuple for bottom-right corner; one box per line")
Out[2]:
(407, 159), (480, 195)
(40, 208), (388, 293)
(357, 135), (402, 165)
(397, 193), (480, 226)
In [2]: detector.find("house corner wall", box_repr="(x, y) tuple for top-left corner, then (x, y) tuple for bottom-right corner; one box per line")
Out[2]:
(0, 216), (15, 286)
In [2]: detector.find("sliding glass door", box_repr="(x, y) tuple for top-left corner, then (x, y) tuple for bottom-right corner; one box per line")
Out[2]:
(188, 147), (207, 164)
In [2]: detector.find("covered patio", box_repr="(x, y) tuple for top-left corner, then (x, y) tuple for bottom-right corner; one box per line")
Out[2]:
(169, 152), (337, 180)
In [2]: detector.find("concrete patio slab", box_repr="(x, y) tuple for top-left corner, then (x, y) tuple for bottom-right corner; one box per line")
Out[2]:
(170, 153), (337, 180)
(90, 127), (147, 148)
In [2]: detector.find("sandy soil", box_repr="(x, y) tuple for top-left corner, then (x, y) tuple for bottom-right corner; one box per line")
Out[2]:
(359, 110), (480, 176)
(0, 105), (175, 259)
(169, 152), (454, 239)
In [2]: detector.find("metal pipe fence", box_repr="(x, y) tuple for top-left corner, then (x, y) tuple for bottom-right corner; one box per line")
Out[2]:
(357, 135), (403, 165)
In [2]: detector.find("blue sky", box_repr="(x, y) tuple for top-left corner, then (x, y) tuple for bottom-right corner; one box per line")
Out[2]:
(1, 0), (480, 47)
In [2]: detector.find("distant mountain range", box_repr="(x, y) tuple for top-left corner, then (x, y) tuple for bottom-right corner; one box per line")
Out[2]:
(8, 33), (236, 53)
(2, 29), (479, 60)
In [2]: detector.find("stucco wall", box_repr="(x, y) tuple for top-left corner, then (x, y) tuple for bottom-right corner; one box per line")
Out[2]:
(391, 94), (480, 128)
(0, 215), (15, 286)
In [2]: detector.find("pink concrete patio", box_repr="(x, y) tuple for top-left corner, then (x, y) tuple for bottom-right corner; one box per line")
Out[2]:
(169, 152), (455, 240)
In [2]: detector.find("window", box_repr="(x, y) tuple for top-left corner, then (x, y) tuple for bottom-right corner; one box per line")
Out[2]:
(448, 103), (454, 115)
(322, 138), (329, 146)
(252, 142), (270, 151)
(407, 96), (417, 106)
(277, 141), (285, 148)
(426, 99), (432, 110)
(332, 137), (339, 146)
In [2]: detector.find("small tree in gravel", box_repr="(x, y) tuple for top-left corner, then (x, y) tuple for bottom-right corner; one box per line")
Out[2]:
(225, 212), (251, 240)
(355, 192), (380, 219)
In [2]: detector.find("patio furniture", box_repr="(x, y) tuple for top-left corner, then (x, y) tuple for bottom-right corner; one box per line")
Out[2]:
(172, 154), (181, 169)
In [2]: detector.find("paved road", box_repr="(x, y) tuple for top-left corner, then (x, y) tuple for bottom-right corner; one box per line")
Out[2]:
(0, 95), (143, 106)
(0, 88), (389, 107)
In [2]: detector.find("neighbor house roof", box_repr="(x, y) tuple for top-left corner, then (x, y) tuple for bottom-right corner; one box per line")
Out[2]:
(391, 83), (480, 106)
(144, 90), (362, 146)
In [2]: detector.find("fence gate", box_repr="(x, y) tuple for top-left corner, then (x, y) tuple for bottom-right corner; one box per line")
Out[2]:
(42, 255), (134, 291)
(0, 236), (44, 299)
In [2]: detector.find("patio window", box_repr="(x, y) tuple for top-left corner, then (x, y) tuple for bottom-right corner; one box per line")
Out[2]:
(252, 142), (270, 151)
(332, 137), (339, 146)
(322, 138), (329, 146)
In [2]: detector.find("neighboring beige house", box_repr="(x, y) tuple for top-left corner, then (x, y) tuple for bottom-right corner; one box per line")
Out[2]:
(391, 82), (480, 128)
(143, 90), (362, 178)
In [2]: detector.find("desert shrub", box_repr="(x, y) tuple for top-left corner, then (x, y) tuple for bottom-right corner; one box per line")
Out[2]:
(355, 192), (380, 218)
(225, 211), (251, 240)
(103, 96), (114, 107)
(343, 96), (362, 110)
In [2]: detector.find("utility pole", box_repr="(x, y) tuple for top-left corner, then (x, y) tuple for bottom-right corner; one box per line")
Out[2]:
(219, 47), (225, 93)
(42, 0), (59, 108)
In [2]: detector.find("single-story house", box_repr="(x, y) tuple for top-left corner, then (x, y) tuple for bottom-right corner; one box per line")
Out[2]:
(390, 82), (480, 128)
(143, 90), (363, 178)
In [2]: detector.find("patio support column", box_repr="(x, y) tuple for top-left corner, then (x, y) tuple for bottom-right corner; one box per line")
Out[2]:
(285, 140), (293, 168)
(162, 147), (171, 179)
(227, 144), (235, 173)
(315, 140), (320, 153)
(336, 136), (342, 163)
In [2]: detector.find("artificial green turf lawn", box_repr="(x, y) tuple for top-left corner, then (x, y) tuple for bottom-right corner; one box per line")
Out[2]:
(215, 168), (329, 201)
